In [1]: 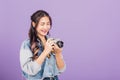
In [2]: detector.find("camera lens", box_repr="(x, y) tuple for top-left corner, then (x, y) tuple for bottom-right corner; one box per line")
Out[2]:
(56, 41), (64, 48)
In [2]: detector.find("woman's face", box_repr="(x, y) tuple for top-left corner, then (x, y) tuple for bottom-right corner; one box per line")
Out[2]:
(36, 16), (51, 37)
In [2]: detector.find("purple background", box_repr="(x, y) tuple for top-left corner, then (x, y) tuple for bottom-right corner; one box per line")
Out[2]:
(0, 0), (120, 80)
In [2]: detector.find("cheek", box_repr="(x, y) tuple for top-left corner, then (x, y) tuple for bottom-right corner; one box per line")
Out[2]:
(48, 25), (51, 30)
(48, 26), (51, 30)
(36, 26), (42, 31)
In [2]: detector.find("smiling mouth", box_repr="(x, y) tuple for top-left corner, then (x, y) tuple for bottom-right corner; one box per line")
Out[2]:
(41, 30), (48, 33)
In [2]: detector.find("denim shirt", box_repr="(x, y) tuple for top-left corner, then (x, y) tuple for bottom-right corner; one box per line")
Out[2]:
(20, 39), (66, 80)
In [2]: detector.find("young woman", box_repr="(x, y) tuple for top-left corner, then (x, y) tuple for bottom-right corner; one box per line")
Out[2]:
(20, 10), (66, 80)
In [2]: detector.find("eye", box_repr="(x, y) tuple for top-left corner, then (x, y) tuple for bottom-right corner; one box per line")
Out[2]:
(40, 22), (45, 26)
(47, 22), (50, 25)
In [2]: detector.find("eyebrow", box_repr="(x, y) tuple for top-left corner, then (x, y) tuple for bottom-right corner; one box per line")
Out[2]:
(40, 21), (50, 23)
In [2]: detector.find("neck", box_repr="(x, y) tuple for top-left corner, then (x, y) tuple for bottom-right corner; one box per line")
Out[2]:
(38, 35), (46, 44)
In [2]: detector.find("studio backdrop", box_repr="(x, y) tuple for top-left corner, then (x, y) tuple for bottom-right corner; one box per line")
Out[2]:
(0, 0), (120, 80)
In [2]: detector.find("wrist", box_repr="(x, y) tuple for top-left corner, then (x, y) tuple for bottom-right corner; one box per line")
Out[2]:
(55, 53), (63, 58)
(42, 50), (49, 57)
(54, 50), (62, 54)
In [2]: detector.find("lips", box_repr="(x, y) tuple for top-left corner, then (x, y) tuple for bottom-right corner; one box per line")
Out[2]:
(41, 30), (48, 34)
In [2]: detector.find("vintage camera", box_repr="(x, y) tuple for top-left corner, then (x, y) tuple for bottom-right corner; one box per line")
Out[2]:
(49, 38), (64, 48)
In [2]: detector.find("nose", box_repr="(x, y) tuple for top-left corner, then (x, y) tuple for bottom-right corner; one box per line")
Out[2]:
(44, 24), (50, 29)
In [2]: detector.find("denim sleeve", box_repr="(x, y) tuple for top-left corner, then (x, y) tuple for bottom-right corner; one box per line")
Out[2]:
(20, 40), (41, 76)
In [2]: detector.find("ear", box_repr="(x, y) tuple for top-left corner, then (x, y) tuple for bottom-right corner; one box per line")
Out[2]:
(32, 22), (36, 28)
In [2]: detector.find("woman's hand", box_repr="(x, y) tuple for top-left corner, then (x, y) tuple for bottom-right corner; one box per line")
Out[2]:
(53, 43), (63, 54)
(44, 38), (55, 55)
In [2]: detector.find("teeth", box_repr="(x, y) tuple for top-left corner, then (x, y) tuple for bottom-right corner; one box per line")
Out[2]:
(42, 30), (47, 33)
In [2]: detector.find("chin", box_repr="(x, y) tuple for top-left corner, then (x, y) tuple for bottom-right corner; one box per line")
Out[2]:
(41, 33), (48, 36)
(39, 32), (48, 36)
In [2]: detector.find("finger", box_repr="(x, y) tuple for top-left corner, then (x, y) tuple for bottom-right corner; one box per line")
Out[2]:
(53, 43), (60, 49)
